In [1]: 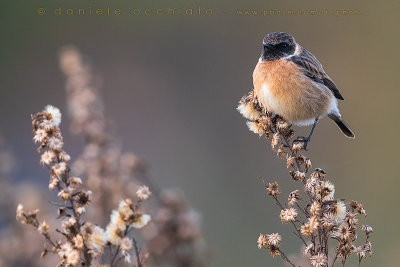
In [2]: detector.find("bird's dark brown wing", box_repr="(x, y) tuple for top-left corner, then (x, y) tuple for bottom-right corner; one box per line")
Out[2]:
(290, 47), (344, 100)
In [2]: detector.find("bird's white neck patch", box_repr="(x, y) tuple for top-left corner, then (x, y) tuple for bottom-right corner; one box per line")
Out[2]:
(294, 44), (301, 55)
(283, 44), (300, 60)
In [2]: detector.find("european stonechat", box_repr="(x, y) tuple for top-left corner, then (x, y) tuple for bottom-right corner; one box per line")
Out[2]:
(253, 32), (355, 146)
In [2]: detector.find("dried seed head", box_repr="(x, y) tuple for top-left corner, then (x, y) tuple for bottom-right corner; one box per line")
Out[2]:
(62, 217), (77, 234)
(120, 236), (133, 252)
(16, 204), (25, 223)
(350, 200), (367, 217)
(75, 190), (92, 206)
(305, 158), (312, 169)
(345, 212), (358, 226)
(49, 178), (59, 190)
(117, 199), (134, 224)
(131, 214), (151, 229)
(266, 233), (282, 246)
(73, 234), (84, 249)
(286, 156), (296, 168)
(85, 225), (106, 258)
(361, 224), (373, 235)
(276, 145), (286, 159)
(305, 177), (319, 195)
(58, 242), (80, 266)
(105, 223), (123, 245)
(321, 213), (338, 229)
(354, 245), (366, 259)
(237, 100), (261, 120)
(37, 221), (50, 234)
(246, 121), (264, 136)
(76, 207), (86, 215)
(136, 185), (152, 201)
(293, 170), (306, 181)
(333, 201), (347, 223)
(40, 150), (56, 165)
(308, 216), (320, 231)
(310, 201), (321, 216)
(301, 223), (313, 238)
(304, 243), (314, 255)
(335, 224), (351, 241)
(311, 168), (326, 179)
(280, 208), (298, 223)
(52, 162), (67, 177)
(288, 190), (300, 206)
(58, 188), (72, 202)
(268, 245), (281, 258)
(70, 177), (82, 187)
(271, 132), (280, 150)
(257, 233), (268, 249)
(44, 105), (62, 126)
(58, 151), (71, 162)
(362, 241), (372, 256)
(48, 137), (64, 151)
(276, 118), (290, 133)
(33, 129), (48, 144)
(40, 120), (54, 131)
(310, 252), (327, 267)
(337, 243), (353, 259)
(317, 180), (335, 201)
(292, 141), (304, 151)
(267, 182), (281, 197)
(120, 237), (133, 263)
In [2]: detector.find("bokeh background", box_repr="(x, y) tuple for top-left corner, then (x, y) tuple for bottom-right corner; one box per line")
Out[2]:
(1, 0), (399, 266)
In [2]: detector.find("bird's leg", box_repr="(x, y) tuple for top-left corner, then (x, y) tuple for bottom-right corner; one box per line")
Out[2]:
(306, 117), (319, 142)
(294, 118), (319, 150)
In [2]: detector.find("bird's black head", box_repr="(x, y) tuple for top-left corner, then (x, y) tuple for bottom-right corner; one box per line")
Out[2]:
(261, 32), (297, 62)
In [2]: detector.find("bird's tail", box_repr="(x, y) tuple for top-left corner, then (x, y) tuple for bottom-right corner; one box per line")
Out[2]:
(328, 114), (355, 138)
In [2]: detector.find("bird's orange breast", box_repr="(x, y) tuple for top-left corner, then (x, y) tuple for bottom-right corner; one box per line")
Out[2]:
(253, 59), (331, 123)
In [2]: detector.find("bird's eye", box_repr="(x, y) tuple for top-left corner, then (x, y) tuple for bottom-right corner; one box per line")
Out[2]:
(277, 42), (291, 52)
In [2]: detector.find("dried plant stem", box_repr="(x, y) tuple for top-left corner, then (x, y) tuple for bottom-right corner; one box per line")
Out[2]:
(239, 91), (373, 267)
(272, 195), (307, 247)
(132, 237), (143, 267)
(110, 245), (121, 266)
(278, 249), (296, 267)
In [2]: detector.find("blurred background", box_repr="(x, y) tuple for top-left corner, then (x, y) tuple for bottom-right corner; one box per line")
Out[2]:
(1, 0), (399, 266)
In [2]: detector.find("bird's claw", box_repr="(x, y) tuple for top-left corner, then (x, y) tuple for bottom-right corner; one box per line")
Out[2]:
(293, 136), (310, 150)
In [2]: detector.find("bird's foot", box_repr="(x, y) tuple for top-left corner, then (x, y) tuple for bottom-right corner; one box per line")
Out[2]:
(293, 136), (311, 151)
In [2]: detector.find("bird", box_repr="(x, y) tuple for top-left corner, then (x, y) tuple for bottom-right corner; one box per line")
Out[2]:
(253, 32), (354, 148)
